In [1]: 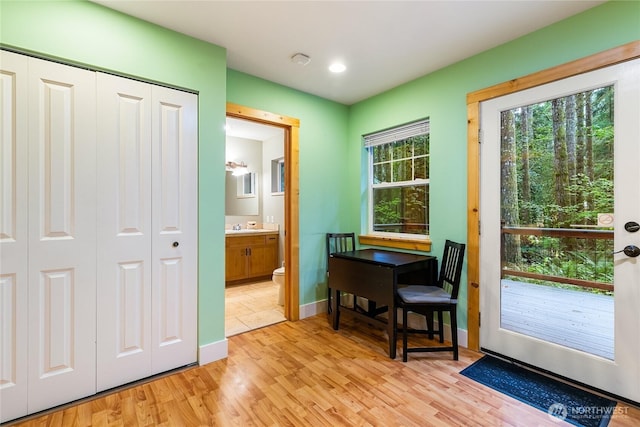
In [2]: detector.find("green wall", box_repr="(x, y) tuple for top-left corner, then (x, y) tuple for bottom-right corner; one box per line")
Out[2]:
(226, 70), (351, 303)
(349, 0), (640, 329)
(1, 0), (228, 346)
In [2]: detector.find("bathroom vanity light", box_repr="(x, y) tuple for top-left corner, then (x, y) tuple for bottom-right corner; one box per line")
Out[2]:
(226, 161), (249, 176)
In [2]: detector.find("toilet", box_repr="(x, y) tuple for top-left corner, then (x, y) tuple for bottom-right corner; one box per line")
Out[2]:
(272, 265), (285, 305)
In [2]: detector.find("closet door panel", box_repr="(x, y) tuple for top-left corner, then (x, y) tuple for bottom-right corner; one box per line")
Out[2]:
(151, 87), (197, 373)
(96, 73), (153, 392)
(27, 57), (96, 413)
(0, 51), (29, 423)
(0, 52), (199, 421)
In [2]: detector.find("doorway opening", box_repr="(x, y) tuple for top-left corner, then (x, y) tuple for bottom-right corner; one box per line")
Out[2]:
(225, 103), (300, 334)
(224, 116), (285, 336)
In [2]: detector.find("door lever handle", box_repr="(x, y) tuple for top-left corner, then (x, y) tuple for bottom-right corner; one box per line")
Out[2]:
(613, 245), (640, 257)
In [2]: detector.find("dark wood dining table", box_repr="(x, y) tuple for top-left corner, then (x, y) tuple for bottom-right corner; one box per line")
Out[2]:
(328, 248), (437, 359)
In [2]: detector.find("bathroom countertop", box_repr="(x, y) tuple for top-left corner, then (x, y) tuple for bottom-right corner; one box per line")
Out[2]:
(225, 229), (279, 236)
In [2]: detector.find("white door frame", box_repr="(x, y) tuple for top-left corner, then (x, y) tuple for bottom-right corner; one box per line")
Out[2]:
(466, 42), (640, 353)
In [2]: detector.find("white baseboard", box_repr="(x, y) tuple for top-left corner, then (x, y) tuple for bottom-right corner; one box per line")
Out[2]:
(203, 300), (468, 365)
(198, 338), (228, 365)
(457, 327), (468, 348)
(300, 299), (327, 318)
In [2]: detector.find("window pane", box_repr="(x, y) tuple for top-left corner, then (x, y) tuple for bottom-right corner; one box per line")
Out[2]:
(393, 140), (412, 160)
(271, 158), (285, 193)
(243, 173), (253, 194)
(414, 156), (428, 180)
(373, 162), (391, 184)
(373, 144), (390, 162)
(393, 159), (412, 182)
(278, 160), (285, 192)
(498, 86), (615, 359)
(373, 184), (428, 235)
(414, 135), (429, 156)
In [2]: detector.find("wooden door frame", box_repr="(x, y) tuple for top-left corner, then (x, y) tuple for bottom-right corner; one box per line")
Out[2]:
(226, 103), (300, 320)
(466, 41), (640, 351)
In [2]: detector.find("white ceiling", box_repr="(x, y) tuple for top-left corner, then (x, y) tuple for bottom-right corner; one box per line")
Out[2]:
(92, 0), (606, 106)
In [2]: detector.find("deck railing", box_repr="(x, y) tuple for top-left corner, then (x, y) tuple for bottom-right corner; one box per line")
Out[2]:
(501, 226), (614, 292)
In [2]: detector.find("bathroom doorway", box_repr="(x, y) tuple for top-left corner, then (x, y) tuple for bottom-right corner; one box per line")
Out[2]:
(225, 103), (300, 335)
(224, 116), (285, 335)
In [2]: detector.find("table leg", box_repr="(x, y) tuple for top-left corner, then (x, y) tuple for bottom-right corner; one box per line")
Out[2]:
(389, 301), (397, 359)
(332, 289), (340, 330)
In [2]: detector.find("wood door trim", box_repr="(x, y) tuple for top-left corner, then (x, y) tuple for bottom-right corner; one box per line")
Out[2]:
(226, 102), (300, 320)
(466, 40), (640, 351)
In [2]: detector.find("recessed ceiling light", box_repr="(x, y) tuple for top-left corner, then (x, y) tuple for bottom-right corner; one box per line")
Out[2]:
(329, 62), (346, 73)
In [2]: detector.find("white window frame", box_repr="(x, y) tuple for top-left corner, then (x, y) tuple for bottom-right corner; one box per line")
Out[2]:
(271, 157), (285, 195)
(237, 172), (256, 198)
(364, 119), (430, 239)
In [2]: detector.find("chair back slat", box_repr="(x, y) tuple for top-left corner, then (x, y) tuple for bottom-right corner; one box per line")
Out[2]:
(326, 233), (356, 272)
(437, 240), (465, 299)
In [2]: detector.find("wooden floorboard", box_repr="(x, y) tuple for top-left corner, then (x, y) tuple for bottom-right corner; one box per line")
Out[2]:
(6, 314), (639, 426)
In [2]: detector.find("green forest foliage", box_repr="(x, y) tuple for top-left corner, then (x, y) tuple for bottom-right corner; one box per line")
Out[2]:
(502, 86), (614, 293)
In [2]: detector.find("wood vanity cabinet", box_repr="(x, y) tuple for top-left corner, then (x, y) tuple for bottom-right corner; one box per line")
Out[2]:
(225, 233), (279, 283)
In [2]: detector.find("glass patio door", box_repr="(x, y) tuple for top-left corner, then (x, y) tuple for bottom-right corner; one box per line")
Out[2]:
(479, 58), (640, 402)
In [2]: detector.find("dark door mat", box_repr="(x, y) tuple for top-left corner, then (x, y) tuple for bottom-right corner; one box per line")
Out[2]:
(460, 356), (617, 427)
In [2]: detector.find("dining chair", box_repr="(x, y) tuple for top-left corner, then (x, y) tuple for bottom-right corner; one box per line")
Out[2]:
(396, 240), (466, 361)
(326, 233), (356, 314)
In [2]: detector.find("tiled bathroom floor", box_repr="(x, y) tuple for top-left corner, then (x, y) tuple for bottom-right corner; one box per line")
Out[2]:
(225, 280), (286, 337)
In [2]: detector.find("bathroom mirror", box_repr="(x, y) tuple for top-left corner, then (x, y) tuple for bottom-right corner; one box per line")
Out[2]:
(225, 171), (259, 215)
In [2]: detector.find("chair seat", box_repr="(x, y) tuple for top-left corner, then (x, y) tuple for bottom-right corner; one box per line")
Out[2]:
(397, 285), (454, 304)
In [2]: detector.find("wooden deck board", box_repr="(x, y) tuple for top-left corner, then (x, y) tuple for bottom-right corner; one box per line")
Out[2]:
(500, 279), (614, 359)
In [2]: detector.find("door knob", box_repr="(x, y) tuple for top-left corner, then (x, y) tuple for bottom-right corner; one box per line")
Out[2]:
(613, 245), (640, 257)
(173, 241), (179, 247)
(624, 221), (640, 233)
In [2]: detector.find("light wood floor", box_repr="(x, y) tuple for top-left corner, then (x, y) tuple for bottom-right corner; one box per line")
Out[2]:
(8, 315), (640, 426)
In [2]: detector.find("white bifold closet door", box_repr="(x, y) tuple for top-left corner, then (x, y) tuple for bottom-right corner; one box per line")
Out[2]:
(149, 84), (198, 375)
(96, 73), (198, 392)
(96, 74), (153, 391)
(27, 56), (98, 414)
(1, 50), (30, 422)
(0, 51), (197, 422)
